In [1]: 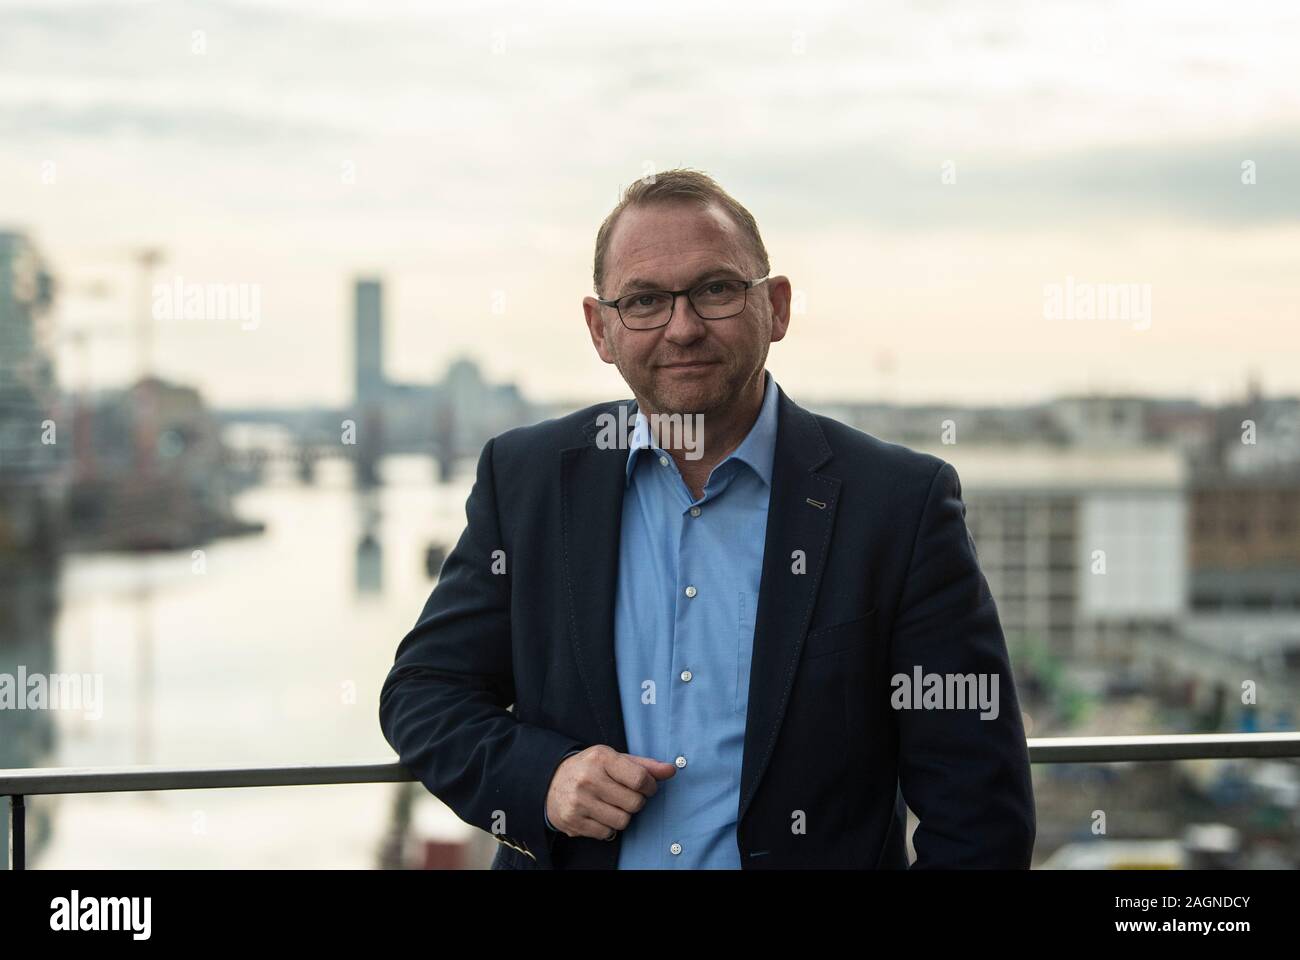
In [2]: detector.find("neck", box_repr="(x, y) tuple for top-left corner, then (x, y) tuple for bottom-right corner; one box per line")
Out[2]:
(639, 370), (766, 481)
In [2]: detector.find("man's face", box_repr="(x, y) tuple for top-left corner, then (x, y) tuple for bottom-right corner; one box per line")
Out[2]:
(582, 200), (790, 417)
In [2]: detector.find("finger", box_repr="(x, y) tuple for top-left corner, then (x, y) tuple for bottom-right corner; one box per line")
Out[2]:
(591, 775), (650, 814)
(605, 754), (664, 797)
(565, 814), (618, 840)
(577, 795), (634, 834)
(622, 753), (678, 782)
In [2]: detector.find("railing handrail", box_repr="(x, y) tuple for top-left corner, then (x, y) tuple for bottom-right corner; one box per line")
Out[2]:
(0, 760), (411, 797)
(3, 733), (1300, 797)
(1026, 732), (1300, 763)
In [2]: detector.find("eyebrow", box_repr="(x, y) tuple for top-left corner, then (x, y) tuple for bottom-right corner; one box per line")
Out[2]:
(617, 267), (744, 296)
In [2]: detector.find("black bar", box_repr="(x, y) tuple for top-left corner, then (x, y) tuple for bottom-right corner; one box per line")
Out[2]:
(0, 868), (1287, 945)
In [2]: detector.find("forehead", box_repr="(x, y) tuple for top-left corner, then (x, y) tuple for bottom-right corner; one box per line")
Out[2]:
(605, 200), (750, 290)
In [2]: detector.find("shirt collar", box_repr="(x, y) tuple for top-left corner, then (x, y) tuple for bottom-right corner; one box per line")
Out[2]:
(624, 369), (778, 488)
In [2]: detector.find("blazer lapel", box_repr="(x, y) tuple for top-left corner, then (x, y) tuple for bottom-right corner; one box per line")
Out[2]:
(738, 386), (839, 823)
(559, 400), (636, 754)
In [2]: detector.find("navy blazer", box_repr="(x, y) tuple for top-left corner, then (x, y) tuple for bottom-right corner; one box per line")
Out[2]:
(379, 382), (1036, 869)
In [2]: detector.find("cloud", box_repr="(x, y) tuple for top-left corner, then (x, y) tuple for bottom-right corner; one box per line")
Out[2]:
(724, 133), (1300, 231)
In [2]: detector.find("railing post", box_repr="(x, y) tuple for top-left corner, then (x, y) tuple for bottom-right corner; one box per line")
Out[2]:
(7, 795), (24, 871)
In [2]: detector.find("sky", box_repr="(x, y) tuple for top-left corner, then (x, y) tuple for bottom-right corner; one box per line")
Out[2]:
(2, 0), (1299, 408)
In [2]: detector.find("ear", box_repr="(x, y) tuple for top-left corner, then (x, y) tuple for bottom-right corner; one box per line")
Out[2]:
(582, 296), (617, 364)
(766, 276), (793, 343)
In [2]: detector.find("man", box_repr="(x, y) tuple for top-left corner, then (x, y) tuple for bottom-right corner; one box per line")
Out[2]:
(379, 169), (1035, 869)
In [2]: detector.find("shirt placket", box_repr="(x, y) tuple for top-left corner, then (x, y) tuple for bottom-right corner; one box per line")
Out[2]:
(661, 448), (734, 867)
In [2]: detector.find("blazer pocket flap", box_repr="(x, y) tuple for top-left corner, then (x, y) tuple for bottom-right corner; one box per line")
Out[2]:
(802, 609), (876, 659)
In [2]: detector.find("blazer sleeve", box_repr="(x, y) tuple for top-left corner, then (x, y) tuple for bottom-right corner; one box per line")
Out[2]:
(891, 460), (1037, 868)
(378, 436), (588, 868)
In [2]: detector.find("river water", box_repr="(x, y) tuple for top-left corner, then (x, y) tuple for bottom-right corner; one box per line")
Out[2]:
(14, 454), (475, 868)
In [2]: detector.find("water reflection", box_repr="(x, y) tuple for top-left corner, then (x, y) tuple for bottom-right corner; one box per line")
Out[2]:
(355, 492), (384, 596)
(2, 454), (470, 868)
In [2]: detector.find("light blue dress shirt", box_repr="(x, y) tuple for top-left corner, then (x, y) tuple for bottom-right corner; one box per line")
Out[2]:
(598, 369), (779, 868)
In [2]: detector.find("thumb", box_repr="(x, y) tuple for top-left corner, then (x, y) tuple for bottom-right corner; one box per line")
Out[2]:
(625, 754), (677, 780)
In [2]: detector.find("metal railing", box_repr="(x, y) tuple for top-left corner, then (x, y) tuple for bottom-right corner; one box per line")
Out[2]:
(4, 733), (1300, 870)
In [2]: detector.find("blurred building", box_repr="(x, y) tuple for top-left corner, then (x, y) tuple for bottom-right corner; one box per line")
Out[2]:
(1191, 469), (1300, 589)
(0, 231), (57, 392)
(1180, 465), (1300, 712)
(914, 443), (1187, 662)
(65, 377), (260, 550)
(348, 277), (534, 463)
(1050, 395), (1147, 446)
(0, 229), (62, 556)
(354, 278), (385, 406)
(0, 230), (61, 827)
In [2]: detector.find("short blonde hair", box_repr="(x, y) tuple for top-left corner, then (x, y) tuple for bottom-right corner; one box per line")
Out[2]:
(592, 168), (770, 298)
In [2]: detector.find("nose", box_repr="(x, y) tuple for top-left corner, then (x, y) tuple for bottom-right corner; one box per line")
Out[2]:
(661, 291), (707, 345)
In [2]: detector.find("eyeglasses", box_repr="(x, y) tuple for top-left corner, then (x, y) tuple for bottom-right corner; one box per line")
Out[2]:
(597, 275), (769, 330)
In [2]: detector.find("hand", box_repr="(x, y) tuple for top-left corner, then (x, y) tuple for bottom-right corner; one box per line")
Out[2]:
(544, 745), (676, 840)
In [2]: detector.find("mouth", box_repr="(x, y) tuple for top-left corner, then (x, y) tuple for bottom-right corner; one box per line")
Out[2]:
(660, 360), (718, 369)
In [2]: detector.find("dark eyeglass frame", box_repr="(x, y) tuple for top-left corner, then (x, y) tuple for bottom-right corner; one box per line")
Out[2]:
(596, 275), (770, 330)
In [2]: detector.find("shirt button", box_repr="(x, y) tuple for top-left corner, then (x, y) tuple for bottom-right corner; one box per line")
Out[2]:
(689, 506), (701, 517)
(680, 669), (693, 682)
(659, 456), (669, 466)
(670, 842), (682, 855)
(675, 755), (687, 768)
(684, 585), (697, 598)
